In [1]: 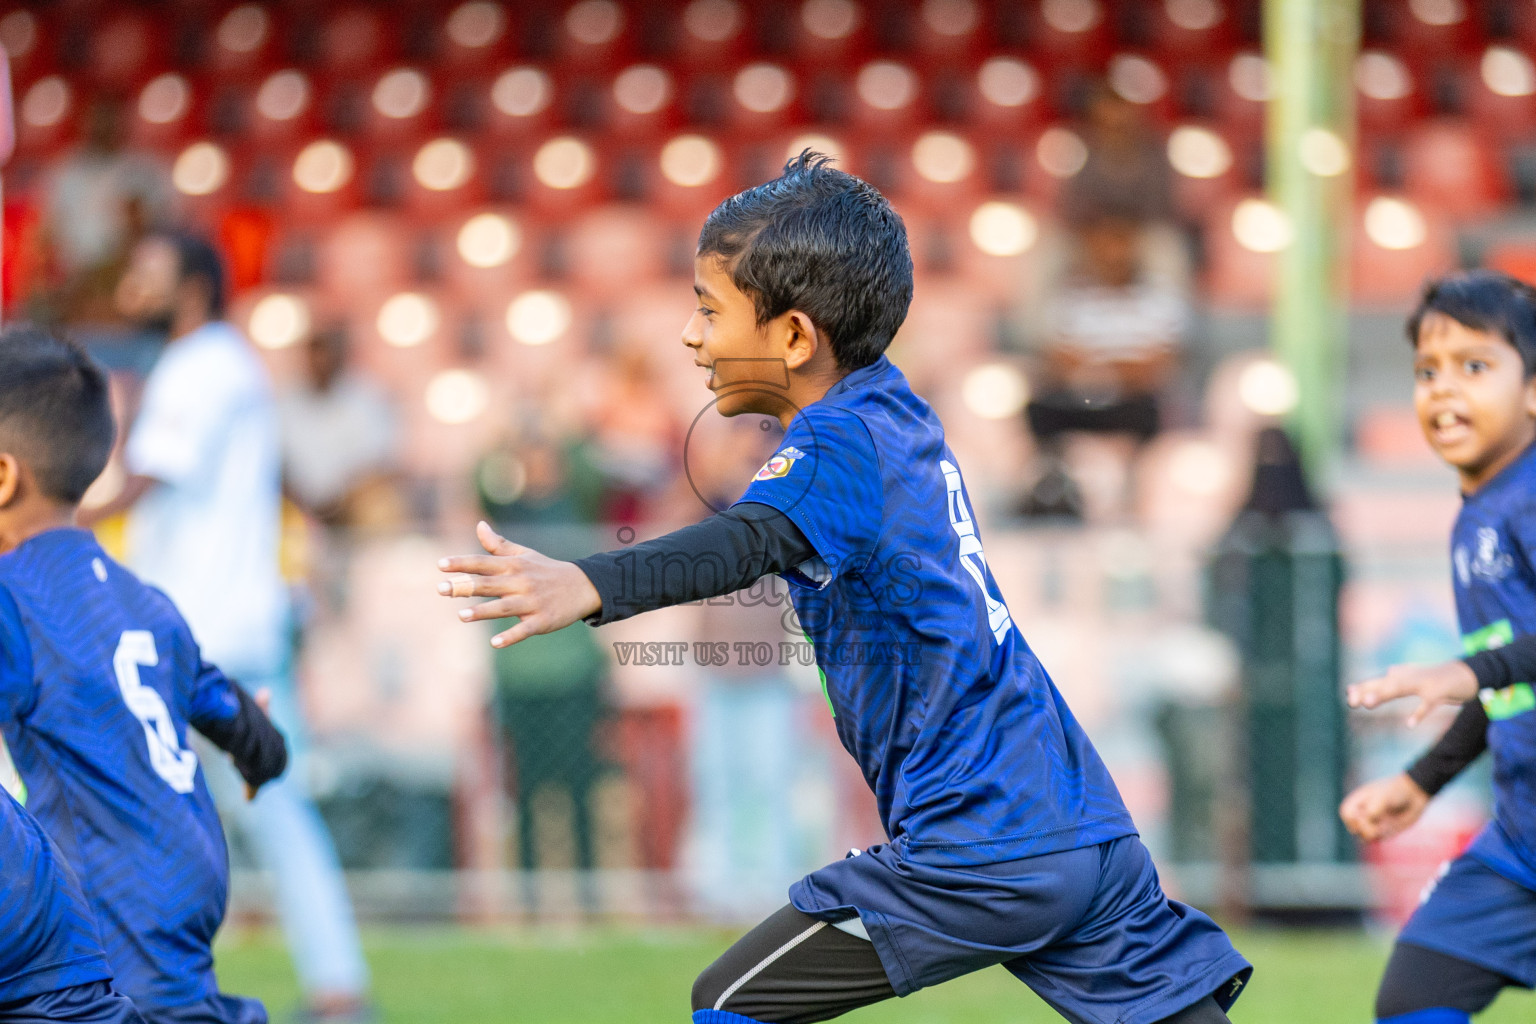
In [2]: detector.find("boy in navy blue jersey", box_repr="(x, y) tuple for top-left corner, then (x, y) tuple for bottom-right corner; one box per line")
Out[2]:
(0, 328), (288, 1024)
(440, 153), (1250, 1024)
(0, 787), (145, 1024)
(1343, 270), (1536, 1024)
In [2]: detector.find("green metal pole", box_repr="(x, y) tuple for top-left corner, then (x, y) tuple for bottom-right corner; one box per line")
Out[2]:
(1265, 0), (1360, 485)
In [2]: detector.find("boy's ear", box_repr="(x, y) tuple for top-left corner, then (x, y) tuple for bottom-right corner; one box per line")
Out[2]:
(780, 310), (820, 371)
(0, 454), (20, 509)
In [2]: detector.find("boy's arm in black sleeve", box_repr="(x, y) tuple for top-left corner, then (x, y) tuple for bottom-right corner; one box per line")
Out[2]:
(1463, 632), (1536, 692)
(1406, 698), (1489, 797)
(187, 663), (289, 792)
(575, 502), (817, 626)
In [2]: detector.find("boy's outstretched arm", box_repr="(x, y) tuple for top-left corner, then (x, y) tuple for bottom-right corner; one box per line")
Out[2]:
(1346, 632), (1536, 725)
(439, 505), (817, 648)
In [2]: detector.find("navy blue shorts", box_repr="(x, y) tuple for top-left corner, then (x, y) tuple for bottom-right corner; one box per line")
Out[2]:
(789, 835), (1251, 1024)
(0, 981), (144, 1024)
(1399, 851), (1536, 989)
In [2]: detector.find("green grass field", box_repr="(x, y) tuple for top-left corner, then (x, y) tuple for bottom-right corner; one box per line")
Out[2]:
(214, 926), (1536, 1023)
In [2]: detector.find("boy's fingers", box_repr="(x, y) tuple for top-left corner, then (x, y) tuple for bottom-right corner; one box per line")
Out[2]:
(1407, 698), (1436, 729)
(439, 574), (521, 599)
(457, 596), (535, 622)
(438, 554), (515, 577)
(253, 688), (272, 713)
(490, 619), (540, 648)
(477, 521), (528, 557)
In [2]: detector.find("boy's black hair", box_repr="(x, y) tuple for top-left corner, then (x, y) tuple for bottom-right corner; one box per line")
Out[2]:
(153, 230), (228, 319)
(1408, 269), (1536, 377)
(0, 327), (115, 504)
(697, 150), (913, 370)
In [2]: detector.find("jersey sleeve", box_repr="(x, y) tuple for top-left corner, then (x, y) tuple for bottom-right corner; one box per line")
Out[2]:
(732, 405), (883, 589)
(185, 654), (288, 790)
(125, 348), (242, 486)
(0, 587), (36, 724)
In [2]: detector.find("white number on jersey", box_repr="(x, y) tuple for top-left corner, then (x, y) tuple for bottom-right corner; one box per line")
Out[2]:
(113, 630), (199, 794)
(940, 459), (1014, 645)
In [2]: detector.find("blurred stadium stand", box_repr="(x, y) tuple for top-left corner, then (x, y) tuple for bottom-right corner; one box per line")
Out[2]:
(5, 0), (1527, 923)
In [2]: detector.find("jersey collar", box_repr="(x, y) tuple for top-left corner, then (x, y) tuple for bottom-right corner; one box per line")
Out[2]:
(1464, 438), (1536, 508)
(826, 355), (896, 398)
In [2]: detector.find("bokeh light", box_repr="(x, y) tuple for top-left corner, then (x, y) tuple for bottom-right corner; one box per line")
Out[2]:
(684, 0), (743, 42)
(1166, 0), (1222, 31)
(1168, 439), (1233, 499)
(378, 293), (441, 348)
(506, 290), (573, 345)
(1109, 54), (1168, 104)
(426, 370), (490, 425)
(492, 68), (554, 118)
(801, 0), (861, 39)
(1231, 199), (1293, 253)
(1482, 46), (1536, 97)
(912, 132), (974, 183)
(734, 64), (795, 113)
(1364, 196), (1427, 250)
(256, 70), (311, 121)
(173, 142), (230, 196)
(566, 0), (624, 45)
(373, 68), (431, 119)
(457, 213), (521, 268)
(977, 57), (1039, 108)
(1036, 127), (1088, 178)
(1167, 126), (1232, 179)
(1356, 51), (1413, 101)
(138, 73), (191, 125)
(1228, 53), (1271, 102)
(968, 202), (1039, 257)
(446, 2), (506, 48)
(1041, 0), (1101, 33)
(660, 135), (723, 187)
(962, 363), (1031, 420)
(1299, 127), (1350, 177)
(922, 0), (979, 37)
(857, 61), (917, 111)
(293, 141), (354, 193)
(614, 65), (673, 115)
(1409, 0), (1465, 26)
(249, 293), (310, 350)
(413, 139), (475, 191)
(533, 137), (596, 189)
(1238, 359), (1300, 417)
(22, 77), (71, 129)
(217, 4), (269, 54)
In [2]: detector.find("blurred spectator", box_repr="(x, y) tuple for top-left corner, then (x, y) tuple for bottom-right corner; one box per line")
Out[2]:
(587, 350), (684, 525)
(1019, 206), (1191, 519)
(1061, 83), (1175, 231)
(42, 97), (171, 326)
(476, 430), (611, 892)
(279, 324), (403, 531)
(88, 232), (373, 1022)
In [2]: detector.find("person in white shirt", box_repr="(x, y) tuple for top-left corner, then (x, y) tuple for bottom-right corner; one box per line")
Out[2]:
(91, 233), (372, 1023)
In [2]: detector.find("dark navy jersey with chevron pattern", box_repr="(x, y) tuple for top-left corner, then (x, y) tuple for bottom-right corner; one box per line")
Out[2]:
(0, 529), (245, 1011)
(1447, 441), (1536, 892)
(735, 356), (1136, 866)
(0, 787), (114, 1002)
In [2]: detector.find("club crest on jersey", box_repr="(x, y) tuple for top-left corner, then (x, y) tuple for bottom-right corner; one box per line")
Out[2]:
(753, 447), (804, 482)
(1456, 527), (1514, 586)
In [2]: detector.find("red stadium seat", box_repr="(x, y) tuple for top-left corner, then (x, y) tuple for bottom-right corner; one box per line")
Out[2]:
(563, 204), (673, 300)
(1485, 238), (1536, 283)
(673, 0), (753, 71)
(557, 0), (636, 70)
(517, 133), (610, 214)
(1143, 0), (1236, 56)
(1025, 0), (1114, 72)
(1212, 50), (1269, 138)
(16, 73), (81, 159)
(1378, 0), (1480, 58)
(1355, 49), (1428, 137)
(604, 63), (684, 140)
(88, 11), (164, 88)
(207, 4), (283, 77)
(786, 0), (874, 69)
(248, 68), (323, 142)
(484, 65), (561, 140)
(966, 54), (1047, 132)
(441, 206), (543, 303)
(1400, 119), (1510, 219)
(949, 195), (1049, 305)
(1203, 194), (1279, 309)
(318, 6), (399, 74)
(316, 211), (417, 299)
(647, 134), (736, 221)
(0, 9), (52, 80)
(1463, 45), (1536, 141)
(847, 60), (929, 132)
(909, 0), (987, 59)
(360, 67), (443, 141)
(127, 72), (202, 152)
(438, 2), (515, 71)
(401, 137), (489, 220)
(1350, 192), (1457, 305)
(722, 62), (805, 135)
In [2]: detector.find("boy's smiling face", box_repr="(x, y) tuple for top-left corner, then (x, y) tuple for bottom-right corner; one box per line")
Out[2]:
(683, 255), (824, 424)
(1414, 311), (1536, 492)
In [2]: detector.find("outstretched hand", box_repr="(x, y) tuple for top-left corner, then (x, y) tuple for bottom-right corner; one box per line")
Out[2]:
(1345, 660), (1480, 728)
(1339, 773), (1430, 843)
(438, 521), (602, 649)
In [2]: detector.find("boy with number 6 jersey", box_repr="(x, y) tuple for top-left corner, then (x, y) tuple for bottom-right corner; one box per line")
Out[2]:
(0, 328), (287, 1024)
(440, 153), (1250, 1024)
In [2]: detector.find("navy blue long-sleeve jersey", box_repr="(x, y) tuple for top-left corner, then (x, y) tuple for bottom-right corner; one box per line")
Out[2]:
(0, 529), (257, 1011)
(0, 785), (115, 1003)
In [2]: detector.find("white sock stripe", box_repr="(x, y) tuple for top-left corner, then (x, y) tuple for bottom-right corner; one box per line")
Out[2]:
(714, 921), (828, 1011)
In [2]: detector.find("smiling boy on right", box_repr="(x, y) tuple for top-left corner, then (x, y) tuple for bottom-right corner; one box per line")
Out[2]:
(1343, 270), (1536, 1023)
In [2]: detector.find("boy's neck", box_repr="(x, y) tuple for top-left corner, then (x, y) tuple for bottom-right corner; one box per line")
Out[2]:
(778, 362), (858, 428)
(1460, 431), (1536, 496)
(0, 505), (77, 556)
